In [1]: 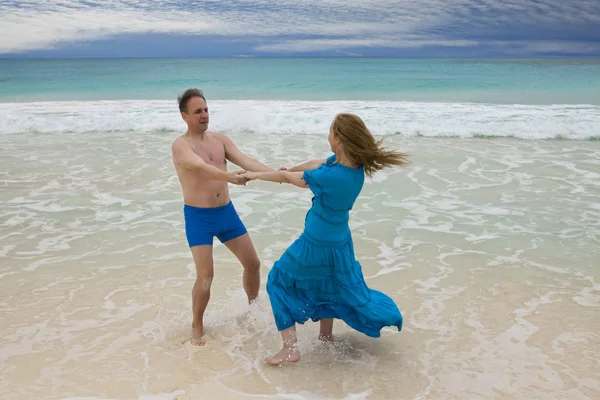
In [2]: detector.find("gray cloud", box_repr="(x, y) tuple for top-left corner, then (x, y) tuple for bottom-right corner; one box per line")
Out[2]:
(0, 0), (598, 54)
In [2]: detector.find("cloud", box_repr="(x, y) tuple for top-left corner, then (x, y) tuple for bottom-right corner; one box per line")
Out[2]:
(0, 0), (599, 55)
(254, 38), (478, 53)
(488, 40), (600, 55)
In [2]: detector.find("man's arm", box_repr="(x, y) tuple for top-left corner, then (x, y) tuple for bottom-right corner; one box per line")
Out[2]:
(172, 139), (247, 184)
(286, 159), (327, 172)
(221, 135), (274, 172)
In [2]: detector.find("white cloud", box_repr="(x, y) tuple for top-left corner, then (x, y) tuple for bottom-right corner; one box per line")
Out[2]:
(489, 40), (600, 55)
(255, 38), (477, 53)
(0, 2), (418, 53)
(0, 9), (222, 52)
(0, 0), (598, 54)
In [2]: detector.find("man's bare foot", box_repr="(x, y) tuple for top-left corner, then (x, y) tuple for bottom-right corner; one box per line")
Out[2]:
(264, 347), (301, 365)
(191, 324), (205, 346)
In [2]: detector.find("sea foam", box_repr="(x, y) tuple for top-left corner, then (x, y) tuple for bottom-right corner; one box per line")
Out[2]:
(0, 100), (598, 140)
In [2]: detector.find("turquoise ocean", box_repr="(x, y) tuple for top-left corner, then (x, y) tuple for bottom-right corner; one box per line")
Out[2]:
(2, 58), (600, 104)
(1, 57), (600, 139)
(1, 58), (599, 400)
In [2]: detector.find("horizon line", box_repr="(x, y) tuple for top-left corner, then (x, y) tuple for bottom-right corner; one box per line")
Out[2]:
(2, 55), (600, 60)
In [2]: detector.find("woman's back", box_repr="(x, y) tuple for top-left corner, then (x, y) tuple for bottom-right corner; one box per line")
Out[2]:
(302, 154), (364, 245)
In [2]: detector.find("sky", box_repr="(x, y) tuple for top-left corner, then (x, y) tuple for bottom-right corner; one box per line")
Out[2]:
(1, 0), (599, 58)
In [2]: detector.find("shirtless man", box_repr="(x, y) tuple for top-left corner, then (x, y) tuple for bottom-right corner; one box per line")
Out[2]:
(171, 88), (274, 346)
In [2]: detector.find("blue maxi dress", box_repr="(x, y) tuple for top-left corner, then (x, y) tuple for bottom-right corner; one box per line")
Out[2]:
(266, 154), (403, 337)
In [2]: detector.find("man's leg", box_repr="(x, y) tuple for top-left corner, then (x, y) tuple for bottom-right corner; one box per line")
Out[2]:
(190, 245), (214, 346)
(223, 233), (260, 303)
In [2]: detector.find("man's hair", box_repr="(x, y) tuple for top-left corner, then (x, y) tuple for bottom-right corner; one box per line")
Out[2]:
(178, 89), (206, 113)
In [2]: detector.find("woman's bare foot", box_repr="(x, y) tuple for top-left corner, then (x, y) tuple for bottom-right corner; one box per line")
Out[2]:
(191, 323), (205, 346)
(318, 334), (333, 343)
(264, 346), (301, 365)
(318, 319), (334, 343)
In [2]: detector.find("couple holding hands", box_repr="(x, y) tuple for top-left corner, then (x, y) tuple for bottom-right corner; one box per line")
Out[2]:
(172, 89), (407, 365)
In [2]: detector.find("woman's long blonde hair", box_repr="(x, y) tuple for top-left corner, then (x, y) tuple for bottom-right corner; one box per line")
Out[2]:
(331, 113), (408, 177)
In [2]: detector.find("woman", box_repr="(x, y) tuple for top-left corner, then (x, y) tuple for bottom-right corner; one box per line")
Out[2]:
(242, 113), (408, 365)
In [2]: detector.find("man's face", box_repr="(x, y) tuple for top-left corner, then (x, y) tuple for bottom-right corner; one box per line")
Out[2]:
(182, 97), (209, 133)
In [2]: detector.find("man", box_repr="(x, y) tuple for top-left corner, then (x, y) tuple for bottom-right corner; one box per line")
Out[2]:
(171, 88), (274, 346)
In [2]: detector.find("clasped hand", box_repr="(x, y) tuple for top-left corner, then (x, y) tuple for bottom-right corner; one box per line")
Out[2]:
(229, 166), (288, 185)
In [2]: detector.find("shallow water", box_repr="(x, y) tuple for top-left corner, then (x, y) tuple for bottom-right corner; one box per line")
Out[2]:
(1, 131), (599, 399)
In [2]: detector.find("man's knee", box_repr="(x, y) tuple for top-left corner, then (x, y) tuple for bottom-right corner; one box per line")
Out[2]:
(194, 273), (214, 291)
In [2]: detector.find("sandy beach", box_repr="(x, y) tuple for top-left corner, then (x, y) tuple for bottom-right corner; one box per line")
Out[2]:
(1, 128), (599, 399)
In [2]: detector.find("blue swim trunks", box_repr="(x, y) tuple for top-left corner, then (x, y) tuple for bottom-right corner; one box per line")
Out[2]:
(184, 201), (248, 247)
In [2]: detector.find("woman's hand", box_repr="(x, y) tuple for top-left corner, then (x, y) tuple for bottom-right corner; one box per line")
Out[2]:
(241, 171), (259, 181)
(227, 170), (248, 185)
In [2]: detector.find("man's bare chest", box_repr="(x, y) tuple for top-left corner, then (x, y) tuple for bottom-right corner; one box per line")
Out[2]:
(190, 140), (226, 165)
